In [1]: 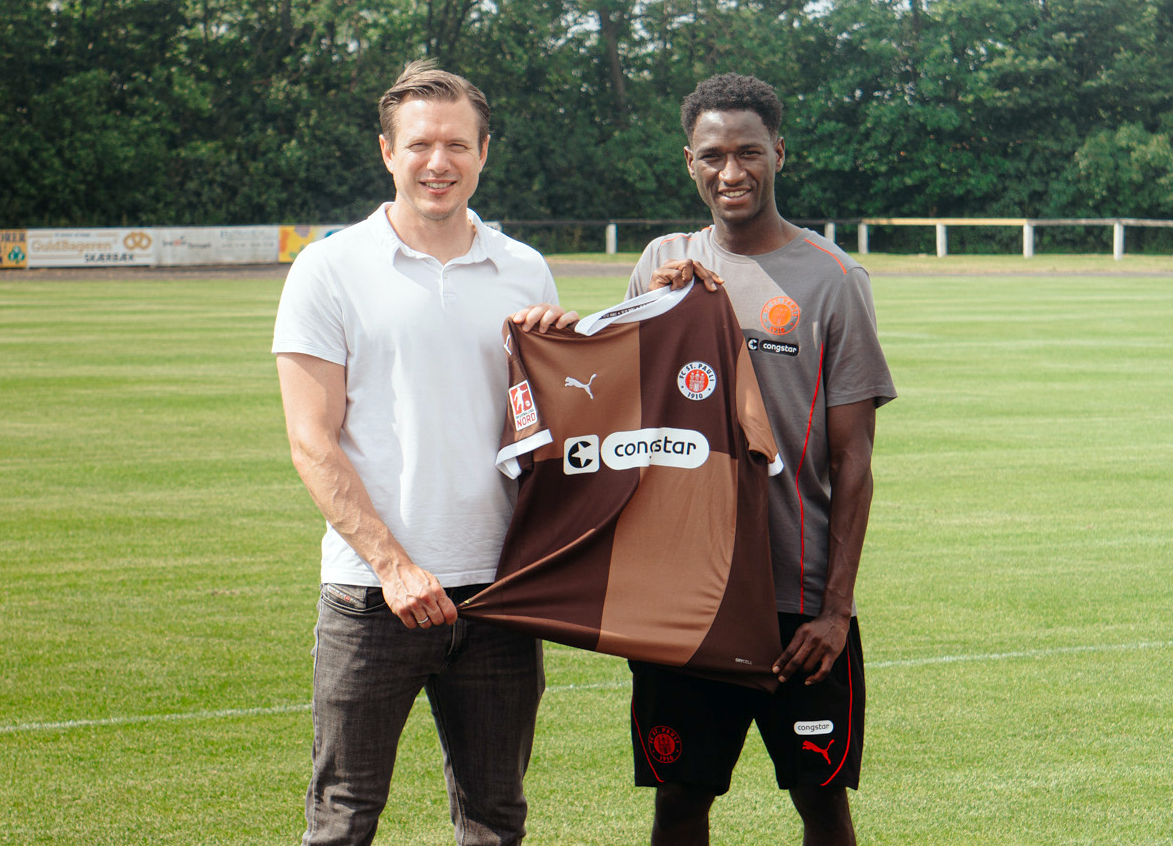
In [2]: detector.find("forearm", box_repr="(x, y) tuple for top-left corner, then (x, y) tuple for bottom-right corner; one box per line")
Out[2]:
(775, 399), (876, 682)
(821, 457), (873, 620)
(820, 398), (878, 621)
(288, 433), (412, 582)
(277, 352), (454, 627)
(276, 352), (414, 583)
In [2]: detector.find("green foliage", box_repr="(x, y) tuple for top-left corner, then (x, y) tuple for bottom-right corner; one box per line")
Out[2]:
(2, 0), (1173, 243)
(1073, 123), (1173, 216)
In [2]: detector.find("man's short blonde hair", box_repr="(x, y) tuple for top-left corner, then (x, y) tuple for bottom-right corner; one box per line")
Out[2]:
(378, 60), (490, 147)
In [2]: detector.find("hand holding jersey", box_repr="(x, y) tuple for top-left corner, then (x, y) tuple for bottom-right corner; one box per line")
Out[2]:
(648, 257), (726, 292)
(510, 302), (580, 333)
(384, 551), (459, 629)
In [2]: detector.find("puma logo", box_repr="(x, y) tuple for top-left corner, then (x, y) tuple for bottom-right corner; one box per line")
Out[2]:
(565, 374), (597, 400)
(802, 739), (835, 765)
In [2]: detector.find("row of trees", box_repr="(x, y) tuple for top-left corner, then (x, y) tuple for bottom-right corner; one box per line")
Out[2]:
(4, 0), (1173, 251)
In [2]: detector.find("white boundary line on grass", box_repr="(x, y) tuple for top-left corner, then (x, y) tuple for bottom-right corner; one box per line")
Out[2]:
(868, 639), (1173, 669)
(3, 640), (1170, 735)
(0, 703), (313, 735)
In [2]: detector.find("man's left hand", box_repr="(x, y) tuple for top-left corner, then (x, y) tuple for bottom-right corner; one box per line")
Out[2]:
(512, 304), (579, 333)
(773, 613), (850, 685)
(649, 259), (724, 292)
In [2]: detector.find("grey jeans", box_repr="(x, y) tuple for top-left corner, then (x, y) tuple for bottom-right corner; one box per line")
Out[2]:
(302, 583), (545, 846)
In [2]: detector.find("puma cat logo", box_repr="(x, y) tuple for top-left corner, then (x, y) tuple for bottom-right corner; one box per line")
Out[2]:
(565, 374), (597, 400)
(802, 739), (835, 765)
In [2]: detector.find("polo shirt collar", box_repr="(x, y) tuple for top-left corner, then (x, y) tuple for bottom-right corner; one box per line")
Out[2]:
(373, 202), (501, 270)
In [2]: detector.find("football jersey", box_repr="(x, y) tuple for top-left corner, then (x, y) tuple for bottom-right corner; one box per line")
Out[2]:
(460, 282), (785, 690)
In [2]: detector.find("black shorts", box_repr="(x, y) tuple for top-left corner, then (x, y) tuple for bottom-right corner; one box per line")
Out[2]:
(630, 614), (865, 795)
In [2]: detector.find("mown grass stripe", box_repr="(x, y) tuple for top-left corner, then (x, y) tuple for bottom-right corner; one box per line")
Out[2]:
(5, 640), (1168, 735)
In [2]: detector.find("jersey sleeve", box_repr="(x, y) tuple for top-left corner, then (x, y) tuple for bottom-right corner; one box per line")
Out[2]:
(823, 267), (897, 409)
(271, 245), (347, 364)
(626, 242), (660, 298)
(495, 320), (554, 479)
(540, 262), (560, 306)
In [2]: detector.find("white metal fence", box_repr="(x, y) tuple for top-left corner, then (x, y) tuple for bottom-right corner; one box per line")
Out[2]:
(592, 217), (1173, 259)
(849, 217), (1173, 259)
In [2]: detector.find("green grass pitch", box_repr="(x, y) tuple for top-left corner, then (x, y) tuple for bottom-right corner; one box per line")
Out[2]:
(1, 254), (1171, 844)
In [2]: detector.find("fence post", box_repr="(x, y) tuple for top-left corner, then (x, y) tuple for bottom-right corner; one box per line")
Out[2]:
(824, 222), (836, 244)
(605, 223), (618, 255)
(1023, 222), (1035, 258)
(936, 223), (948, 257)
(858, 223), (869, 254)
(1113, 221), (1124, 260)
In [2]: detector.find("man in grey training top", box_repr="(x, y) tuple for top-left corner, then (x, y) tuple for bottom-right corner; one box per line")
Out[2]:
(626, 72), (897, 846)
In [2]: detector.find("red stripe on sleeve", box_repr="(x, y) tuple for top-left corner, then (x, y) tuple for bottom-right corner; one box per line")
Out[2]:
(802, 238), (848, 274)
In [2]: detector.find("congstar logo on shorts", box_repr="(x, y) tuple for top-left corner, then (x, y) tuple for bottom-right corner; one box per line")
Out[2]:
(794, 720), (834, 736)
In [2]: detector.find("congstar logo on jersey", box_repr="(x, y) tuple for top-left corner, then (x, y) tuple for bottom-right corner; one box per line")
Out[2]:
(563, 428), (709, 474)
(563, 436), (600, 475)
(747, 337), (799, 357)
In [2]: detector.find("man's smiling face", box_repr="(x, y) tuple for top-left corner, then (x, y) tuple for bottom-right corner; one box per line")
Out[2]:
(684, 109), (785, 230)
(380, 95), (488, 225)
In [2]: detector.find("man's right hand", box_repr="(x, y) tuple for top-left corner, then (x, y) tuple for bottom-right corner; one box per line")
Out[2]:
(511, 303), (579, 333)
(384, 563), (458, 629)
(648, 259), (724, 292)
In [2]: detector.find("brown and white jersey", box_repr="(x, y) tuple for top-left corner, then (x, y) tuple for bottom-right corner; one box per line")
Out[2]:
(460, 282), (785, 690)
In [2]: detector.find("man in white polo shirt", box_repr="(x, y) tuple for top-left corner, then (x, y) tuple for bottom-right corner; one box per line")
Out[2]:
(272, 60), (574, 846)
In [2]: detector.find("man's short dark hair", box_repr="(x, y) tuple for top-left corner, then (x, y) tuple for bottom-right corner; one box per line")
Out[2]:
(681, 73), (782, 141)
(378, 60), (491, 148)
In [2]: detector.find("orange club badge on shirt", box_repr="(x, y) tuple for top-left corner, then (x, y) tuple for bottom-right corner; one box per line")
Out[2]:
(760, 295), (800, 336)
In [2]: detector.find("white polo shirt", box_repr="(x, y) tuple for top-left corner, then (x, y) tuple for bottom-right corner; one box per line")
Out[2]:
(273, 203), (559, 587)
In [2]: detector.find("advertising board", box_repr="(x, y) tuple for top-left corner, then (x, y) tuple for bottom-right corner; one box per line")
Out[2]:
(278, 224), (347, 263)
(0, 230), (28, 269)
(27, 229), (157, 268)
(158, 226), (279, 266)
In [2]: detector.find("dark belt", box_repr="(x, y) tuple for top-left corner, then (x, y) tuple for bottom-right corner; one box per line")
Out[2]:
(446, 583), (490, 605)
